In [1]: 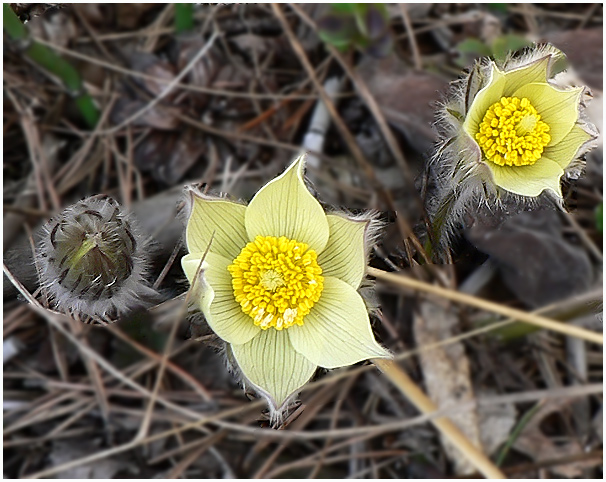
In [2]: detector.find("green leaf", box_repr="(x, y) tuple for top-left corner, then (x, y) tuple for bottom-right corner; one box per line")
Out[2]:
(487, 3), (509, 14)
(174, 3), (194, 33)
(596, 203), (603, 233)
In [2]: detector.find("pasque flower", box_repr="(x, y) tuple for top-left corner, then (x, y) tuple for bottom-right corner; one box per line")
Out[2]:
(182, 154), (390, 410)
(430, 44), (597, 247)
(37, 195), (155, 322)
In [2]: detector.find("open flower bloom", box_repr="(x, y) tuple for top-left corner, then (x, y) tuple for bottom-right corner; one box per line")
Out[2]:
(436, 44), (597, 199)
(182, 155), (390, 410)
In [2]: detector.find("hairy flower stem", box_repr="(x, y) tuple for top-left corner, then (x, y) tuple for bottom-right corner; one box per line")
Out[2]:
(368, 267), (603, 345)
(3, 4), (99, 127)
(427, 188), (457, 260)
(372, 358), (506, 479)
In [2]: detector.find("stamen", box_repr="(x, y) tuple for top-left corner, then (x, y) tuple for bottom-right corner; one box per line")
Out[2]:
(228, 235), (324, 330)
(475, 96), (551, 167)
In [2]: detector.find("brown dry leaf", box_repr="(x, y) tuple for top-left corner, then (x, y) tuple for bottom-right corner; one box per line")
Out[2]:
(177, 36), (221, 84)
(26, 7), (77, 49)
(134, 129), (206, 184)
(513, 399), (600, 478)
(466, 208), (594, 309)
(356, 55), (448, 153)
(111, 98), (180, 130)
(126, 51), (177, 98)
(175, 36), (222, 110)
(414, 301), (482, 475)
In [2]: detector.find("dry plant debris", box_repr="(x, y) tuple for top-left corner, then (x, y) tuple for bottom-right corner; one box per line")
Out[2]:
(3, 3), (603, 479)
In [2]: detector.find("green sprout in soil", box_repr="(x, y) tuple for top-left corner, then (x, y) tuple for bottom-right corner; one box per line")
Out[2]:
(3, 3), (100, 127)
(174, 3), (195, 33)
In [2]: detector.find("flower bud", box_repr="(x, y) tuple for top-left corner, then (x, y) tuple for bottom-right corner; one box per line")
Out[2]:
(37, 195), (156, 322)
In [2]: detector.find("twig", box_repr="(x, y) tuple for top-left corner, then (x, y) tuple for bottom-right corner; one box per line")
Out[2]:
(368, 267), (603, 345)
(33, 36), (348, 100)
(372, 358), (506, 479)
(399, 4), (422, 70)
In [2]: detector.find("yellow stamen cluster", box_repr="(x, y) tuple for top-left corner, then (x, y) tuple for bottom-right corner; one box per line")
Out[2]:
(476, 96), (551, 167)
(228, 235), (324, 330)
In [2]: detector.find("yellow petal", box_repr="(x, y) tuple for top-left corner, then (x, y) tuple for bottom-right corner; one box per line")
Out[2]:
(245, 154), (330, 252)
(231, 328), (317, 409)
(288, 277), (390, 369)
(487, 156), (564, 198)
(502, 54), (551, 94)
(186, 192), (249, 260)
(512, 82), (582, 145)
(317, 214), (368, 289)
(464, 63), (506, 137)
(543, 124), (594, 169)
(182, 252), (261, 345)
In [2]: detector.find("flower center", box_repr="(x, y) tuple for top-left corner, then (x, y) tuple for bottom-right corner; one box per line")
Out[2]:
(475, 96), (551, 167)
(228, 235), (324, 330)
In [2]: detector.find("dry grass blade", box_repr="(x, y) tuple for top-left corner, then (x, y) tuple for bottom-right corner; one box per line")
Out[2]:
(372, 358), (506, 479)
(368, 267), (603, 345)
(32, 36), (341, 100)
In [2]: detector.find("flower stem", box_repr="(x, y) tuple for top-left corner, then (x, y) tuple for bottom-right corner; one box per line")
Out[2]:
(372, 357), (506, 479)
(367, 267), (603, 345)
(427, 188), (456, 259)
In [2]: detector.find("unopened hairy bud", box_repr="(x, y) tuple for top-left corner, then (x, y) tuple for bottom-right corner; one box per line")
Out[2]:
(37, 195), (156, 322)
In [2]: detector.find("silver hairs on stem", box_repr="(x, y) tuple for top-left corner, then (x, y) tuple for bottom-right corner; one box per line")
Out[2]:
(36, 194), (156, 323)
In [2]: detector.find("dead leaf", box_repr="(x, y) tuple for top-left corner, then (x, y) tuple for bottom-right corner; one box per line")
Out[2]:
(110, 98), (180, 130)
(414, 301), (481, 474)
(26, 7), (77, 49)
(134, 129), (206, 184)
(356, 56), (448, 153)
(466, 207), (594, 309)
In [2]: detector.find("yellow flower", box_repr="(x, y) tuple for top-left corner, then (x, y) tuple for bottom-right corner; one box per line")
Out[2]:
(429, 45), (598, 250)
(436, 44), (597, 199)
(181, 154), (390, 410)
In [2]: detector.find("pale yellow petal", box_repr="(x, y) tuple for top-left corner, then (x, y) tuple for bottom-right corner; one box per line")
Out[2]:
(502, 55), (551, 94)
(182, 252), (260, 345)
(543, 124), (594, 169)
(181, 252), (204, 286)
(512, 82), (582, 145)
(245, 154), (330, 252)
(186, 191), (249, 260)
(487, 157), (564, 198)
(317, 214), (368, 289)
(288, 277), (390, 369)
(231, 328), (317, 408)
(464, 63), (506, 137)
